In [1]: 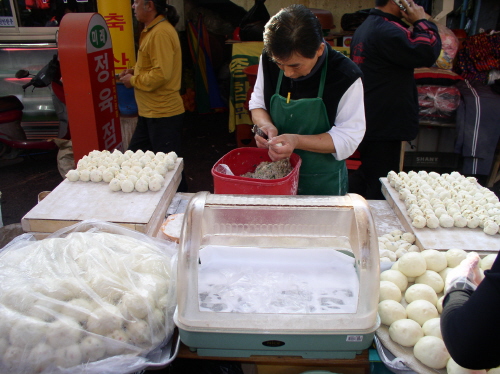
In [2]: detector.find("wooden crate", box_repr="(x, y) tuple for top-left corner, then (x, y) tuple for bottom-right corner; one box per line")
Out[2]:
(22, 159), (183, 237)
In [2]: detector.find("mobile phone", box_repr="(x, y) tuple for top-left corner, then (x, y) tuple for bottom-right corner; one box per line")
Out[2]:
(393, 0), (407, 12)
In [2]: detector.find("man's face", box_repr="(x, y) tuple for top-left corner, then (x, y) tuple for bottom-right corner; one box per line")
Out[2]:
(132, 0), (151, 23)
(272, 44), (325, 79)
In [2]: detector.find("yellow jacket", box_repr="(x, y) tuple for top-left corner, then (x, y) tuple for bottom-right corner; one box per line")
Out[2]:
(131, 15), (184, 118)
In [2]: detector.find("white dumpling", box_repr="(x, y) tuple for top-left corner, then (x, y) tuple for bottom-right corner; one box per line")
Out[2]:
(389, 319), (423, 347)
(46, 318), (82, 349)
(28, 343), (55, 373)
(61, 298), (93, 324)
(408, 245), (421, 252)
(54, 344), (82, 368)
(412, 215), (427, 229)
(439, 214), (454, 228)
(109, 178), (122, 192)
(468, 216), (481, 230)
(380, 280), (402, 302)
(148, 177), (162, 192)
(66, 169), (80, 182)
(127, 174), (139, 185)
(413, 335), (450, 369)
(380, 270), (408, 292)
(79, 169), (91, 182)
(118, 291), (151, 320)
(415, 270), (444, 294)
(2, 345), (25, 371)
(454, 214), (468, 228)
(422, 317), (442, 339)
(406, 299), (439, 326)
(9, 317), (48, 348)
(135, 178), (149, 193)
(421, 249), (447, 272)
(446, 248), (468, 268)
(102, 169), (115, 183)
(125, 319), (151, 346)
(121, 179), (135, 193)
(398, 252), (427, 278)
(378, 300), (407, 326)
(405, 283), (438, 305)
(483, 220), (499, 235)
(401, 232), (415, 244)
(80, 335), (106, 362)
(87, 305), (123, 336)
(480, 254), (497, 271)
(426, 214), (440, 229)
(105, 329), (131, 356)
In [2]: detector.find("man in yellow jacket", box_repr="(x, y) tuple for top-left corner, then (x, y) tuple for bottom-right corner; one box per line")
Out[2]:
(120, 0), (184, 156)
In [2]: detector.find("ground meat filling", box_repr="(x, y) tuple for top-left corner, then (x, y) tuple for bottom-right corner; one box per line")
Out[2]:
(241, 159), (293, 179)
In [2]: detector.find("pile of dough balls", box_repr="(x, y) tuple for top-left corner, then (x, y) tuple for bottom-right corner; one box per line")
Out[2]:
(65, 149), (178, 193)
(0, 232), (174, 373)
(379, 248), (498, 371)
(378, 229), (420, 263)
(387, 170), (500, 235)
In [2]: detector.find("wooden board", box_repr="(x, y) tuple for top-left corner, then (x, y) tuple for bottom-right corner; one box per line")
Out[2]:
(381, 177), (500, 253)
(22, 159), (183, 235)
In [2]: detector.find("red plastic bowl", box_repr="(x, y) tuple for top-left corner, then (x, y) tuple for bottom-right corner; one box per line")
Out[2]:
(212, 147), (302, 195)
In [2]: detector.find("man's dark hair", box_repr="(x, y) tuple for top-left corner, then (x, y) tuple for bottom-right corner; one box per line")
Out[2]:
(263, 4), (323, 61)
(151, 0), (180, 27)
(376, 0), (390, 6)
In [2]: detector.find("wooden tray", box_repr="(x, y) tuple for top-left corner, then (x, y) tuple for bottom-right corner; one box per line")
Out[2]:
(22, 159), (183, 236)
(381, 177), (500, 254)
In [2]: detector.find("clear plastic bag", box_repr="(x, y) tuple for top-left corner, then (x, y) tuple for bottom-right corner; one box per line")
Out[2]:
(0, 219), (178, 374)
(417, 85), (461, 123)
(433, 24), (459, 71)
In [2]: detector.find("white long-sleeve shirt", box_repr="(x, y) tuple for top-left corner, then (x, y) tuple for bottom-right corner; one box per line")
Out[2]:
(249, 55), (366, 161)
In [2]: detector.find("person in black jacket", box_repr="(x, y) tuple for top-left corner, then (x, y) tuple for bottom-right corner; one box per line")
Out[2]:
(441, 252), (500, 370)
(349, 0), (441, 199)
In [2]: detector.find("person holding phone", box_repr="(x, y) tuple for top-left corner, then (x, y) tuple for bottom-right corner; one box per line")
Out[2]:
(349, 0), (441, 199)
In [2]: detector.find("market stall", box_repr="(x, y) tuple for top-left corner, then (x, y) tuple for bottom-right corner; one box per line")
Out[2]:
(2, 145), (500, 373)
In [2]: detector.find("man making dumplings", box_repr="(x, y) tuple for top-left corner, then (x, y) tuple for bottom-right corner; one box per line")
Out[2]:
(249, 4), (366, 196)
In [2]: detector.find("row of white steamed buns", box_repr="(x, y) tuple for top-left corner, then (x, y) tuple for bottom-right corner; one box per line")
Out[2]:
(65, 149), (178, 192)
(387, 170), (500, 235)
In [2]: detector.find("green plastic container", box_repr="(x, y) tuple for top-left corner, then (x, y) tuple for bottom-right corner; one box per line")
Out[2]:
(174, 192), (380, 359)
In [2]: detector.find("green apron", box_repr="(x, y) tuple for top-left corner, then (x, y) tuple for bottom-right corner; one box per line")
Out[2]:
(270, 48), (348, 195)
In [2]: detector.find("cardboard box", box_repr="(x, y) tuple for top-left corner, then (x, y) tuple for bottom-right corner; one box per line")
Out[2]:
(403, 151), (462, 172)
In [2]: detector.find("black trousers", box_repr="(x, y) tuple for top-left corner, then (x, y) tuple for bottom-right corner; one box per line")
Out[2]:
(348, 139), (402, 200)
(128, 113), (188, 192)
(128, 113), (184, 155)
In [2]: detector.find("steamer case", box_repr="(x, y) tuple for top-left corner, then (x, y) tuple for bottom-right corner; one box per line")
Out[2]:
(174, 192), (381, 359)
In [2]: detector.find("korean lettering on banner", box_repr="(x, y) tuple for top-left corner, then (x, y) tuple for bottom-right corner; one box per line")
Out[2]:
(88, 49), (123, 151)
(228, 42), (262, 132)
(102, 11), (134, 73)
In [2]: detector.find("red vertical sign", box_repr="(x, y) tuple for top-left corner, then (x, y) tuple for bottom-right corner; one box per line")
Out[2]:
(59, 13), (123, 162)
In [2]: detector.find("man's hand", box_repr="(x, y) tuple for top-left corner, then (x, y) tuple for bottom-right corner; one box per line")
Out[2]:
(445, 252), (484, 296)
(119, 69), (134, 78)
(120, 74), (133, 88)
(400, 0), (430, 24)
(254, 124), (278, 149)
(267, 134), (298, 161)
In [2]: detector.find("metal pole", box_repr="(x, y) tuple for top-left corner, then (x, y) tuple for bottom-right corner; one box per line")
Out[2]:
(460, 0), (469, 29)
(470, 0), (482, 35)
